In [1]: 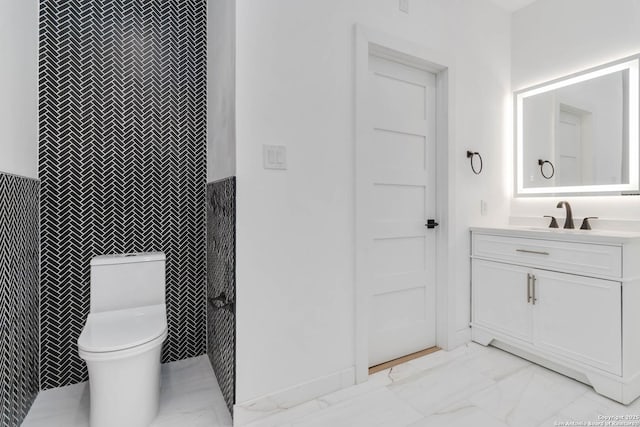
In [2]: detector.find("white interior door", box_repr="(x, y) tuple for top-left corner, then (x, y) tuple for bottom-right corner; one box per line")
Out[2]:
(362, 54), (437, 367)
(556, 109), (583, 185)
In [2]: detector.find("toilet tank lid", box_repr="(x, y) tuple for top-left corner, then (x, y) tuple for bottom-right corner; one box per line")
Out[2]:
(91, 252), (166, 266)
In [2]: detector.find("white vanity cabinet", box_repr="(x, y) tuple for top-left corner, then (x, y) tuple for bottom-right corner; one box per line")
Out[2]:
(471, 227), (640, 404)
(532, 269), (621, 375)
(473, 260), (533, 343)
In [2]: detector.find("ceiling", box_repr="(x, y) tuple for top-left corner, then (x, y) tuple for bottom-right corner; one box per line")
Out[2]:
(488, 0), (538, 12)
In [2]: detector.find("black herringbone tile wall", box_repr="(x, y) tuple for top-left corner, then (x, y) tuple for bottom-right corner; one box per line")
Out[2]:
(39, 0), (207, 389)
(207, 177), (236, 414)
(0, 173), (40, 427)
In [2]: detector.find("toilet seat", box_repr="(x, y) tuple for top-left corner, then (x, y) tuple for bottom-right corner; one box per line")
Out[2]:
(78, 303), (167, 360)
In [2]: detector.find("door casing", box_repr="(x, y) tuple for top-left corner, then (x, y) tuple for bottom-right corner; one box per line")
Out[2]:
(354, 24), (458, 383)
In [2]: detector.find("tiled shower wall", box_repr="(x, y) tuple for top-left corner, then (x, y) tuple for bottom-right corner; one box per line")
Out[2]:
(207, 177), (236, 413)
(39, 0), (207, 388)
(0, 173), (40, 427)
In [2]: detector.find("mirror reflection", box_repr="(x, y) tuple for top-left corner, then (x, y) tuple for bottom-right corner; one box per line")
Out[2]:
(515, 55), (639, 195)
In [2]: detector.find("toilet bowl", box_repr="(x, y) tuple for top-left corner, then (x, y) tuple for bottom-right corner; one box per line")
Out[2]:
(78, 252), (167, 427)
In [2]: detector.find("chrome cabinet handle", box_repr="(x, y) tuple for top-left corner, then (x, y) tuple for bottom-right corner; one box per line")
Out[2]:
(531, 274), (537, 305)
(527, 273), (532, 303)
(516, 249), (550, 256)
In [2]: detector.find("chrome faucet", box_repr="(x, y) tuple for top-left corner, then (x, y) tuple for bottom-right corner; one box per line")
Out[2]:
(556, 201), (574, 229)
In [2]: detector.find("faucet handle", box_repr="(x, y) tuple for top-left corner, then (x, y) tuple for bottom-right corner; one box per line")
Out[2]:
(580, 217), (598, 230)
(544, 215), (559, 228)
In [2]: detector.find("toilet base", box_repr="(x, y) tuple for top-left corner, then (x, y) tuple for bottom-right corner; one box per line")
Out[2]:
(81, 336), (165, 427)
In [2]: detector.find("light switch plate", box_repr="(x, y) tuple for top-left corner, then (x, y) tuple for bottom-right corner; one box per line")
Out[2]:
(263, 145), (287, 170)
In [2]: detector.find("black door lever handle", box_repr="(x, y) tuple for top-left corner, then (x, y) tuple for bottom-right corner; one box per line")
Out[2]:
(425, 219), (439, 229)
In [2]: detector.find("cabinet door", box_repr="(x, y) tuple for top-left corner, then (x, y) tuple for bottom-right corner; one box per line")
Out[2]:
(472, 259), (532, 342)
(533, 269), (621, 375)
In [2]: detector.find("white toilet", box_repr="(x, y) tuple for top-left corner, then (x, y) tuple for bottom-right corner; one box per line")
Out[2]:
(78, 252), (168, 427)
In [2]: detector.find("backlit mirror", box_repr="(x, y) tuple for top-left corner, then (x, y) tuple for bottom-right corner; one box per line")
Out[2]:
(515, 55), (639, 195)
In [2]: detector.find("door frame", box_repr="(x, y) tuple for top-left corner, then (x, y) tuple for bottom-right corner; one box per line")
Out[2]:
(354, 24), (457, 383)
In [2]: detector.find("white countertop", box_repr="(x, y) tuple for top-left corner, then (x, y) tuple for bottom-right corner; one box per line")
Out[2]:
(470, 225), (640, 245)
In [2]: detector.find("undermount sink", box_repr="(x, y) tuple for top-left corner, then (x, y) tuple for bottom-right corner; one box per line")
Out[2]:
(519, 226), (613, 235)
(519, 226), (588, 232)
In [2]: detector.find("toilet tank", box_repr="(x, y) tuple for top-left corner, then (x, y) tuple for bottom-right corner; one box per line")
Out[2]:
(90, 252), (166, 313)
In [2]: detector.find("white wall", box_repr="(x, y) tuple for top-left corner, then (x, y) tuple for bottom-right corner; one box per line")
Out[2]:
(0, 0), (38, 179)
(511, 0), (640, 220)
(207, 0), (236, 182)
(235, 0), (511, 404)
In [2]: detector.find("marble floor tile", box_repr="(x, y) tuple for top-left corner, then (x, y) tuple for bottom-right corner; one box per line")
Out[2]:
(282, 388), (424, 427)
(242, 399), (332, 427)
(382, 360), (424, 383)
(582, 388), (640, 412)
(243, 365), (400, 427)
(468, 364), (589, 427)
(538, 414), (579, 427)
(155, 357), (232, 427)
(407, 342), (486, 372)
(24, 343), (640, 427)
(545, 391), (640, 426)
(407, 400), (510, 427)
(242, 343), (628, 427)
(538, 392), (640, 427)
(452, 344), (532, 381)
(320, 369), (392, 405)
(388, 355), (497, 417)
(20, 382), (90, 427)
(21, 355), (232, 427)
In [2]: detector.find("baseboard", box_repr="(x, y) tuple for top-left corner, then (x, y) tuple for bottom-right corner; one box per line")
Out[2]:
(233, 367), (355, 426)
(452, 327), (472, 349)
